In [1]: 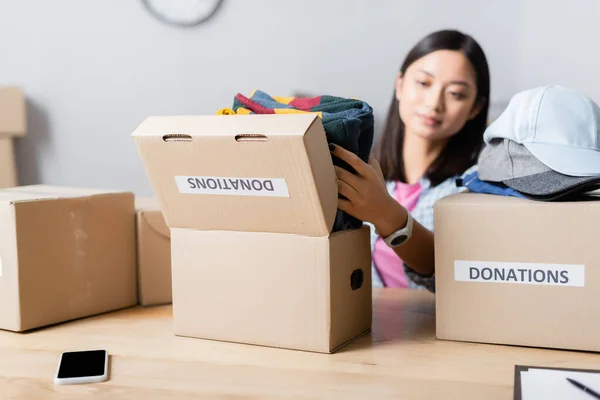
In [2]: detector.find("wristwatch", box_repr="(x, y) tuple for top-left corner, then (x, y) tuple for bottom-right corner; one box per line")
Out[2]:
(381, 212), (413, 248)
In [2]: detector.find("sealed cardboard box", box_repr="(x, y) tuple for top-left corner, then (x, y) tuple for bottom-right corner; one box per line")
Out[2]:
(0, 87), (26, 188)
(133, 114), (372, 353)
(434, 192), (600, 352)
(0, 185), (137, 332)
(136, 197), (172, 306)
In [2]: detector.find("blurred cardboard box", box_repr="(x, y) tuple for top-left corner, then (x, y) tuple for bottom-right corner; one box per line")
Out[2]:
(435, 192), (600, 352)
(0, 138), (17, 188)
(0, 87), (26, 188)
(133, 114), (372, 353)
(136, 197), (172, 306)
(0, 185), (137, 332)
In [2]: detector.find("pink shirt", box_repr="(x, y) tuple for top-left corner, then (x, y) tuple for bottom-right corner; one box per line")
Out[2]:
(372, 181), (423, 288)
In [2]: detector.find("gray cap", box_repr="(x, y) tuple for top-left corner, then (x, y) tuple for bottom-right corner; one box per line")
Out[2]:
(478, 138), (600, 199)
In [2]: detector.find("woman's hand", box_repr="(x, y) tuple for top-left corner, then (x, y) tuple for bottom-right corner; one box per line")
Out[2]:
(331, 144), (434, 277)
(330, 144), (403, 231)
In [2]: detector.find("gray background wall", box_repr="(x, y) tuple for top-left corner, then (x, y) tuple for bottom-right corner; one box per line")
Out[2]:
(0, 0), (598, 195)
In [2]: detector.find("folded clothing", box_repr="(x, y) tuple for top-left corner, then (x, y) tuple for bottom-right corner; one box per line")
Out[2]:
(218, 90), (375, 232)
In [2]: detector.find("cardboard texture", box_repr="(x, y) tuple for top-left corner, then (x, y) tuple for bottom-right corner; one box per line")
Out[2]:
(133, 114), (338, 236)
(0, 185), (137, 332)
(171, 226), (372, 353)
(435, 192), (600, 352)
(133, 114), (373, 353)
(0, 87), (25, 188)
(136, 198), (172, 306)
(0, 138), (16, 188)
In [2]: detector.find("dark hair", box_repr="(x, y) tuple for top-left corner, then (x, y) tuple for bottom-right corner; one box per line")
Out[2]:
(376, 29), (490, 186)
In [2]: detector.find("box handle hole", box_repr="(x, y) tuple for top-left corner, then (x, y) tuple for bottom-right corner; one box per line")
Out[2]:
(350, 269), (364, 291)
(162, 133), (192, 142)
(235, 134), (268, 142)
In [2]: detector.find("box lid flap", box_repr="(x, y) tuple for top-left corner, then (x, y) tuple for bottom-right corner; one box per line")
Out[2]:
(132, 114), (338, 236)
(141, 210), (171, 239)
(0, 191), (62, 204)
(0, 87), (26, 137)
(436, 192), (600, 208)
(136, 197), (170, 238)
(0, 185), (127, 204)
(436, 192), (530, 207)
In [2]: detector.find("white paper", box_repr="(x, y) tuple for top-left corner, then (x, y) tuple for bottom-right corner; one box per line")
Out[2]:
(0, 256), (2, 277)
(454, 260), (585, 287)
(175, 176), (290, 198)
(521, 368), (600, 399)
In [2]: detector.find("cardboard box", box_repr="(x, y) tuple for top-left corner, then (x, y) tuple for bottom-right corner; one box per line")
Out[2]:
(0, 137), (16, 188)
(0, 87), (26, 188)
(0, 185), (137, 332)
(0, 87), (26, 137)
(435, 192), (600, 352)
(133, 114), (373, 353)
(136, 197), (172, 306)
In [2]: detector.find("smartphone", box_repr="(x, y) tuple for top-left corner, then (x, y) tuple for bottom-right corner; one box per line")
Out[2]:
(54, 349), (108, 385)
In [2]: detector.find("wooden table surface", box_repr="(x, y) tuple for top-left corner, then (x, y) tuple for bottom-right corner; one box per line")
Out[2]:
(0, 288), (597, 399)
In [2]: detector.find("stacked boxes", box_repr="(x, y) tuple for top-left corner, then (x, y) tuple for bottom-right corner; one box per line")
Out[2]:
(133, 113), (373, 353)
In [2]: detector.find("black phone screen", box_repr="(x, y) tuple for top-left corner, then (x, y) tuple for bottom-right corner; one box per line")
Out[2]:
(57, 350), (107, 379)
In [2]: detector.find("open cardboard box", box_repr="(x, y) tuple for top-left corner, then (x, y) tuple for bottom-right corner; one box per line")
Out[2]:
(133, 114), (372, 353)
(0, 87), (26, 188)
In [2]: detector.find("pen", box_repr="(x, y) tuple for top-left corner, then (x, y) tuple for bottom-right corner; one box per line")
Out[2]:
(566, 377), (600, 399)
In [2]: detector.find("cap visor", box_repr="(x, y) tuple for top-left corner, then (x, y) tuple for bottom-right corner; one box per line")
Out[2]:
(504, 170), (600, 198)
(524, 142), (600, 177)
